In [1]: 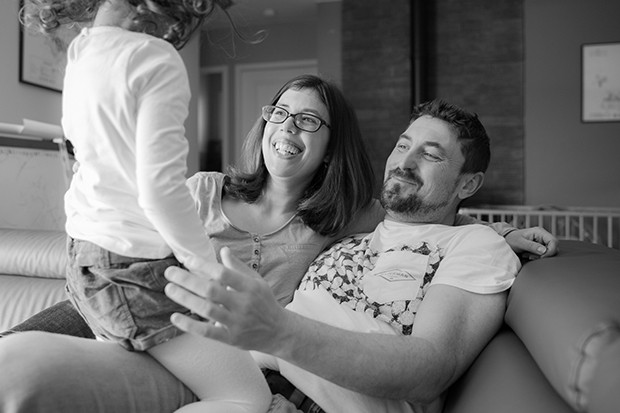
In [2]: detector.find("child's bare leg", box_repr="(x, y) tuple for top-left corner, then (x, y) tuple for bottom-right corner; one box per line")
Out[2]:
(147, 333), (272, 413)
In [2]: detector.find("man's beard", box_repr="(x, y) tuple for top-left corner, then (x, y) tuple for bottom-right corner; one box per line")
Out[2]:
(380, 168), (450, 219)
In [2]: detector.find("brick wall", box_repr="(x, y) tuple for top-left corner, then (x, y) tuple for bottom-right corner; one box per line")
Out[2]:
(342, 0), (524, 204)
(341, 0), (412, 195)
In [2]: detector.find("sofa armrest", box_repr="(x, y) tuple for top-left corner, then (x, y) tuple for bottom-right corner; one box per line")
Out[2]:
(505, 240), (620, 413)
(0, 228), (67, 279)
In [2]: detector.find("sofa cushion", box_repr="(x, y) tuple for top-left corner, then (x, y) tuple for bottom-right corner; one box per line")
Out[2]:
(0, 274), (67, 332)
(444, 328), (575, 413)
(0, 228), (67, 279)
(589, 336), (620, 413)
(505, 240), (620, 413)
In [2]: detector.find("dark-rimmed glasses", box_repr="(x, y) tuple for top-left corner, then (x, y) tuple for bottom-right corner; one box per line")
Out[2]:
(261, 105), (330, 133)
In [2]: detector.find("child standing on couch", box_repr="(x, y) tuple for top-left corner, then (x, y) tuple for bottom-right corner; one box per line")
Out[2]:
(20, 1), (271, 411)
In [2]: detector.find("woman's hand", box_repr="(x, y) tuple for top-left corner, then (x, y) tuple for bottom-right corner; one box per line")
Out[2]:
(164, 247), (289, 354)
(505, 227), (559, 260)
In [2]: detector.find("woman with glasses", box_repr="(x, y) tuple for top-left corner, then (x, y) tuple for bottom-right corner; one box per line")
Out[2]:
(0, 75), (555, 413)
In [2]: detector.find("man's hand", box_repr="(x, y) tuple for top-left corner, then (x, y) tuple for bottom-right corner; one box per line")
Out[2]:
(505, 227), (559, 260)
(164, 247), (289, 354)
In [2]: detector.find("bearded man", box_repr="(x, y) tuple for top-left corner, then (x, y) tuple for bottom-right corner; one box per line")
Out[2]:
(161, 99), (556, 413)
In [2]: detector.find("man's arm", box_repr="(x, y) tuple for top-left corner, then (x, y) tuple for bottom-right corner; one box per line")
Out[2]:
(456, 214), (559, 258)
(277, 284), (506, 403)
(164, 247), (507, 403)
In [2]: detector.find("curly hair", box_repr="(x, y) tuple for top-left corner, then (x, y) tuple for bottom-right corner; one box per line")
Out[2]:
(19, 0), (227, 49)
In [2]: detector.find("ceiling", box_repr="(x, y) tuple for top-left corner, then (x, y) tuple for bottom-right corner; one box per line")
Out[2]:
(206, 0), (334, 29)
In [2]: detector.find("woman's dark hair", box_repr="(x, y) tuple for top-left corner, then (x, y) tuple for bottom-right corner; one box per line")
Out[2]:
(225, 74), (375, 236)
(19, 0), (230, 49)
(410, 99), (491, 174)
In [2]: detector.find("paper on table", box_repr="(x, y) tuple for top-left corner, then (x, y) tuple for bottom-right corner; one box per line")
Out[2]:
(0, 120), (63, 140)
(0, 122), (25, 135)
(22, 119), (64, 139)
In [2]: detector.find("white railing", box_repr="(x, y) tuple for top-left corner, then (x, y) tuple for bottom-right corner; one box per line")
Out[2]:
(460, 205), (620, 250)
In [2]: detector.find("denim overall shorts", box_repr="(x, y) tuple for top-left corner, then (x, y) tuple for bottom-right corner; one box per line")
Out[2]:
(65, 237), (188, 351)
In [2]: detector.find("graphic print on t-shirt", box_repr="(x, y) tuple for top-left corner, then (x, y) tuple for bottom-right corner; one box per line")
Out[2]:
(299, 234), (442, 335)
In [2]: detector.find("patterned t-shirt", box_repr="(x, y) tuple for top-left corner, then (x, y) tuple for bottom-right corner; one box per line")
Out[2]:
(292, 220), (520, 336)
(275, 220), (521, 413)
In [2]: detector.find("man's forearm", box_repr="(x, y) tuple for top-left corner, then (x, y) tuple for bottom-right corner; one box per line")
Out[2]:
(270, 286), (507, 404)
(272, 310), (455, 402)
(163, 251), (506, 405)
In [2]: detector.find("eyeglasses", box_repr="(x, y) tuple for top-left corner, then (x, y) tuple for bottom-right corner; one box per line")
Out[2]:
(261, 105), (330, 133)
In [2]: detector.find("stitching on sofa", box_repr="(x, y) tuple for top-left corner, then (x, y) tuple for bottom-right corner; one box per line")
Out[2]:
(570, 321), (620, 412)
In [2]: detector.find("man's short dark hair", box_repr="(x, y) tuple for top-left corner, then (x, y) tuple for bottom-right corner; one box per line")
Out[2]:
(410, 100), (491, 174)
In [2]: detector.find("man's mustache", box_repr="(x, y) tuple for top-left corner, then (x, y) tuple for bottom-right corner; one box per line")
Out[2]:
(387, 168), (423, 187)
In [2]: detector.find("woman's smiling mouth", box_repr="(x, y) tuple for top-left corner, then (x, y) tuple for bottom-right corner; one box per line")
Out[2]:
(273, 140), (302, 156)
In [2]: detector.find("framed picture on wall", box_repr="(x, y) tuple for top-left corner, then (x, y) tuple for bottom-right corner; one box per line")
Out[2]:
(18, 2), (80, 92)
(582, 42), (620, 123)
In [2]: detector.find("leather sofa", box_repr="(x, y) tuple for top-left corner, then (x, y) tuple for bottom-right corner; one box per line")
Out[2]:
(1, 229), (619, 412)
(444, 240), (620, 413)
(0, 229), (67, 333)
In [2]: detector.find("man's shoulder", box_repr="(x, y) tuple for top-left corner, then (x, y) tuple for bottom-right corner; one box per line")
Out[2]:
(385, 222), (511, 258)
(380, 221), (501, 241)
(441, 223), (509, 249)
(448, 222), (502, 237)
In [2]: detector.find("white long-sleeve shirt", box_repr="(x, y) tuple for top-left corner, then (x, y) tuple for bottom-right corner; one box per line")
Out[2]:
(63, 26), (215, 269)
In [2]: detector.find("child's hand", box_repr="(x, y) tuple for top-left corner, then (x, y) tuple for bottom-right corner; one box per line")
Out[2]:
(505, 227), (559, 260)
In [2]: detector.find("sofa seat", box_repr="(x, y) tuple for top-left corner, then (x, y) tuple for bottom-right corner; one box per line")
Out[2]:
(0, 229), (618, 413)
(444, 327), (574, 412)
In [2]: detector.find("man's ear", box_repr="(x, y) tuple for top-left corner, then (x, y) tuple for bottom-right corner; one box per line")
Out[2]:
(458, 172), (485, 200)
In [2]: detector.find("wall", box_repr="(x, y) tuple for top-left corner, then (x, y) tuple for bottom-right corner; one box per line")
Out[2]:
(179, 38), (201, 174)
(200, 1), (339, 80)
(427, 0), (525, 206)
(342, 0), (412, 195)
(342, 0), (619, 208)
(0, 2), (62, 126)
(341, 0), (525, 204)
(317, 1), (342, 85)
(0, 2), (202, 175)
(524, 0), (620, 208)
(201, 22), (317, 67)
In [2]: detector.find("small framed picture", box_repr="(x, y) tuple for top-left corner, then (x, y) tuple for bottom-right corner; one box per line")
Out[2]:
(18, 2), (80, 92)
(582, 42), (620, 123)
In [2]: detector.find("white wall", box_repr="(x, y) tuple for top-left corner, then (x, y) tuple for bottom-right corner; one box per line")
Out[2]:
(524, 0), (620, 208)
(0, 2), (62, 126)
(0, 2), (201, 174)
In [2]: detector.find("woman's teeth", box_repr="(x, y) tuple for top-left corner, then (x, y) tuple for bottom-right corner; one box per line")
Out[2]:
(274, 142), (301, 155)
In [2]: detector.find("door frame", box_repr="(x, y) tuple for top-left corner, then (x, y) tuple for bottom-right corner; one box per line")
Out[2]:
(199, 65), (229, 171)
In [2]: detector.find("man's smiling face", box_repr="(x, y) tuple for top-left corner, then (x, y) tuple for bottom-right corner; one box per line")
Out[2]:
(381, 115), (467, 224)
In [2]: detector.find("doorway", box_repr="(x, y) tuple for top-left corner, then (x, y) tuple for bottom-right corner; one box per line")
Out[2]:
(199, 66), (229, 172)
